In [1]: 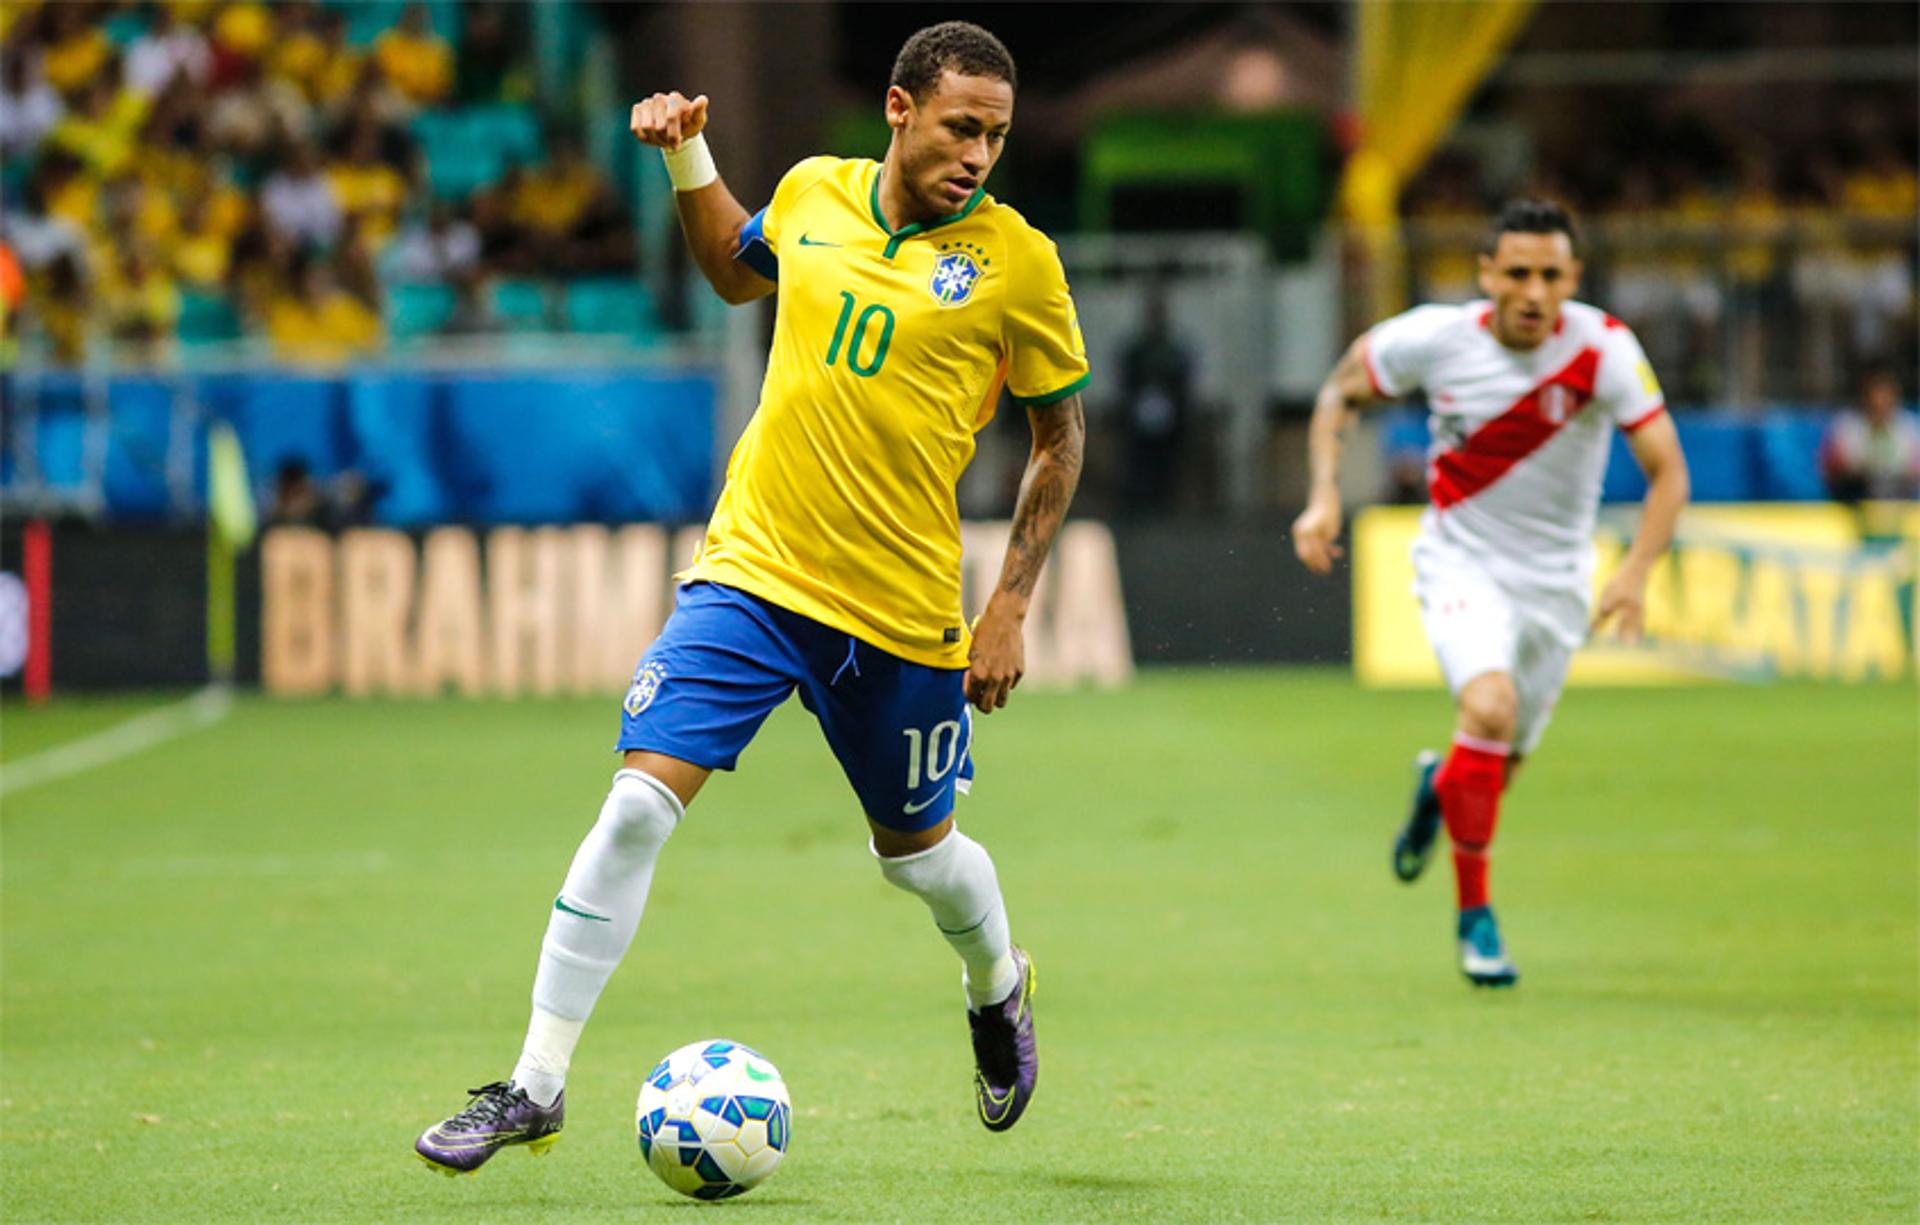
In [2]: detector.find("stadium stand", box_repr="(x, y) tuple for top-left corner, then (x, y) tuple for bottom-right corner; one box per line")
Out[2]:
(0, 0), (650, 368)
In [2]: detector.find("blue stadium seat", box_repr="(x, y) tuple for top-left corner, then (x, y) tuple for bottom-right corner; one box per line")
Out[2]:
(389, 283), (457, 338)
(492, 280), (552, 332)
(564, 278), (658, 336)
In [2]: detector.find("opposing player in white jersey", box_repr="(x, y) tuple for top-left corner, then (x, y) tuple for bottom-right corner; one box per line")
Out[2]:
(1292, 200), (1690, 986)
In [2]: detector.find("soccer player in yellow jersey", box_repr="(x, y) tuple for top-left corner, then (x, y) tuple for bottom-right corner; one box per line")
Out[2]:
(417, 23), (1086, 1175)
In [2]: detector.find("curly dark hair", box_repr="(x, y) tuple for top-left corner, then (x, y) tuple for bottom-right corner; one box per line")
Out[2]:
(1487, 197), (1580, 255)
(890, 21), (1017, 101)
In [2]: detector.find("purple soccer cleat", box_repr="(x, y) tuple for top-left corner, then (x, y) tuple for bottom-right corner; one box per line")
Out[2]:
(414, 1081), (564, 1175)
(968, 946), (1037, 1132)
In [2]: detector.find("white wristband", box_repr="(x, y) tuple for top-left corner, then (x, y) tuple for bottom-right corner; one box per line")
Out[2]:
(662, 133), (717, 192)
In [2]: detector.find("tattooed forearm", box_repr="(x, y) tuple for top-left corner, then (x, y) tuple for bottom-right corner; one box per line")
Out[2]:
(996, 394), (1086, 601)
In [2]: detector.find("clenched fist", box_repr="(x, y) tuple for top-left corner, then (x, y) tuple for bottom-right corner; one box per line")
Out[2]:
(629, 92), (709, 151)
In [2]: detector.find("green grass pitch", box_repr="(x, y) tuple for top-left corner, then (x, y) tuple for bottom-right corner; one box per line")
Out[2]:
(3, 671), (1914, 1222)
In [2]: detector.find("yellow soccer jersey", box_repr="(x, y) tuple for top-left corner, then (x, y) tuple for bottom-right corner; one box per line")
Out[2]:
(684, 156), (1090, 668)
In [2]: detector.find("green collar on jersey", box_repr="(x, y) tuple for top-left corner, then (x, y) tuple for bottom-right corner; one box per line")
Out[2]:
(868, 165), (984, 261)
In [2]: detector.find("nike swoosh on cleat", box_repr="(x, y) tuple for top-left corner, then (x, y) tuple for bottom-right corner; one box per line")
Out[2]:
(554, 896), (610, 922)
(797, 233), (842, 248)
(977, 1080), (1017, 1125)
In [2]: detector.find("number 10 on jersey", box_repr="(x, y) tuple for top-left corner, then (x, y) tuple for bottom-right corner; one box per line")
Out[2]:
(902, 720), (962, 789)
(825, 291), (894, 377)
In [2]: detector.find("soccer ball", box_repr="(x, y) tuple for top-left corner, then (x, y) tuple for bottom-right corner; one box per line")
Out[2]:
(635, 1039), (792, 1200)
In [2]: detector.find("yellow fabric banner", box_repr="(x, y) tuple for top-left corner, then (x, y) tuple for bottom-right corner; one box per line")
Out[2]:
(1340, 1), (1537, 317)
(1347, 0), (1537, 219)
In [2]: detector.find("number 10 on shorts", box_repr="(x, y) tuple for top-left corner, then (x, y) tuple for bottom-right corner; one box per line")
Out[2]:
(902, 720), (963, 789)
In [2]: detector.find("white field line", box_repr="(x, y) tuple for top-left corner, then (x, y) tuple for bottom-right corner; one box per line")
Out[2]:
(1, 686), (234, 800)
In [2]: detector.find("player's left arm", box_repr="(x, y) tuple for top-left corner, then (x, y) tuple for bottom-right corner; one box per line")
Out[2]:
(966, 394), (1086, 713)
(1594, 412), (1690, 642)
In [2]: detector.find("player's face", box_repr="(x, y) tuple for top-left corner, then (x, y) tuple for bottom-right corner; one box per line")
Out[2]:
(1477, 231), (1581, 350)
(886, 70), (1013, 218)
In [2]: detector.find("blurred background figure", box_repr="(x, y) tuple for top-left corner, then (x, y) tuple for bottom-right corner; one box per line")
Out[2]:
(267, 456), (325, 526)
(374, 3), (453, 110)
(1821, 366), (1920, 503)
(1115, 277), (1196, 515)
(125, 6), (211, 98)
(0, 48), (65, 158)
(261, 141), (341, 250)
(266, 247), (379, 367)
(386, 200), (481, 284)
(100, 241), (179, 365)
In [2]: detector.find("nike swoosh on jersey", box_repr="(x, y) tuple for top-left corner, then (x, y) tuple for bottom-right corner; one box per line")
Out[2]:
(796, 233), (842, 247)
(902, 787), (948, 816)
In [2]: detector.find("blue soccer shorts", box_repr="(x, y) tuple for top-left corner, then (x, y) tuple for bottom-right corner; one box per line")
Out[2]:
(616, 581), (975, 833)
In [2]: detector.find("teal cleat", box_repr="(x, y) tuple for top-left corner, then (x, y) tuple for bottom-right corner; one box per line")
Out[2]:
(1392, 750), (1444, 883)
(1458, 905), (1518, 987)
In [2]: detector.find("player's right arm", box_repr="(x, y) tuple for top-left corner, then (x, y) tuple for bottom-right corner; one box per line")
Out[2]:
(629, 92), (773, 306)
(1291, 336), (1386, 574)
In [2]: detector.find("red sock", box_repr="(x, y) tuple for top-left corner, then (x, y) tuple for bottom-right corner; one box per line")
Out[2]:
(1435, 733), (1510, 911)
(1451, 847), (1489, 912)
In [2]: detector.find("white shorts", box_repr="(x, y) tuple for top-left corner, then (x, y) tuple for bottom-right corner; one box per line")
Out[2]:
(1411, 538), (1587, 755)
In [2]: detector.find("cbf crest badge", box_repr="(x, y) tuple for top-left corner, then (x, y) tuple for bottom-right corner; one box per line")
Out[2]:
(929, 251), (980, 307)
(624, 661), (667, 717)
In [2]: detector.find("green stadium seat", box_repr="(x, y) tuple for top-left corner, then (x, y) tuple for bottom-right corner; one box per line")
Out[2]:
(413, 104), (543, 201)
(466, 105), (543, 164)
(343, 1), (402, 46)
(337, 1), (460, 47)
(492, 280), (551, 331)
(564, 279), (657, 336)
(389, 283), (456, 338)
(178, 291), (241, 345)
(103, 10), (149, 47)
(412, 111), (495, 200)
(2, 152), (36, 200)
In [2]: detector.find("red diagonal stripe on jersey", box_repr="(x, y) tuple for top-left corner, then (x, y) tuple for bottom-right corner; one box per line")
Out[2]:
(1430, 347), (1601, 510)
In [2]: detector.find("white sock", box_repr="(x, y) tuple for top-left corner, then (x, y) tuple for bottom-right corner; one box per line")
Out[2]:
(511, 1008), (582, 1107)
(875, 829), (1019, 1009)
(512, 768), (682, 1105)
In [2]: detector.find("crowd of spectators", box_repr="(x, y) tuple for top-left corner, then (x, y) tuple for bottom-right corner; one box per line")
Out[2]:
(1402, 100), (1918, 406)
(0, 0), (635, 367)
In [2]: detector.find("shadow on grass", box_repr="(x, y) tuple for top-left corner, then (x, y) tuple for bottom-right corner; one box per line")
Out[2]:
(1043, 1170), (1168, 1193)
(656, 1193), (817, 1209)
